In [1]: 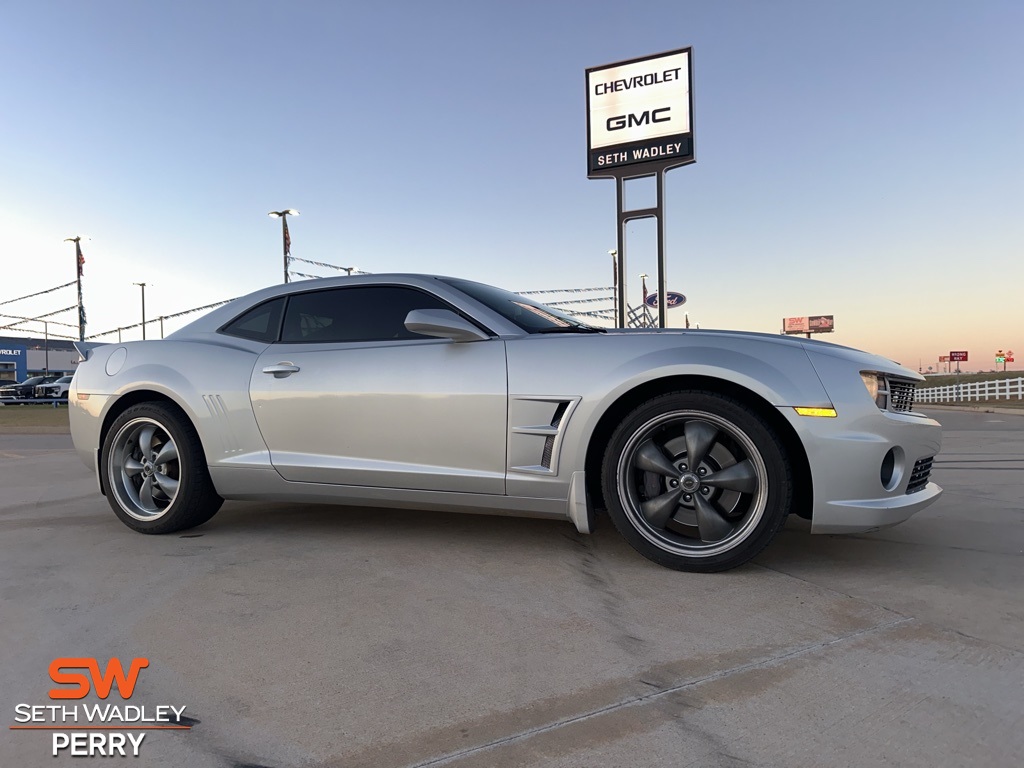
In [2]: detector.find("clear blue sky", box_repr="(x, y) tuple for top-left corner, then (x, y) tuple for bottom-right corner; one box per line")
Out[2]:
(1, 0), (1021, 370)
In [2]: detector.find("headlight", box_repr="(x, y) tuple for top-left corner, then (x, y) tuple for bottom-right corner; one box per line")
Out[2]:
(860, 372), (887, 409)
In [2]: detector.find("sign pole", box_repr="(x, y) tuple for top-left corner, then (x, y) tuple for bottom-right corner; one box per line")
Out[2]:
(656, 169), (668, 327)
(615, 178), (627, 327)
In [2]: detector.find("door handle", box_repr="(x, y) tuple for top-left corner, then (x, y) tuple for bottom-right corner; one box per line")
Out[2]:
(262, 363), (300, 378)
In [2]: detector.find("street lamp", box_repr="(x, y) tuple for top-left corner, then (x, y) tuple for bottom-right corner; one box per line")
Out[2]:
(639, 273), (653, 328)
(133, 283), (148, 340)
(64, 235), (89, 341)
(268, 209), (299, 283)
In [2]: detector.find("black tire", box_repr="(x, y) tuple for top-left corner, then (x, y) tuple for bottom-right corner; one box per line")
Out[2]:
(601, 391), (792, 572)
(101, 402), (223, 534)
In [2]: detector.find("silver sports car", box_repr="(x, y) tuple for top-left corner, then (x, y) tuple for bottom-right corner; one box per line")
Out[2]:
(69, 274), (942, 572)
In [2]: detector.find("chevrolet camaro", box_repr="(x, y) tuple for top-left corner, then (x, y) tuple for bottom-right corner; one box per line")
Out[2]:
(69, 275), (942, 572)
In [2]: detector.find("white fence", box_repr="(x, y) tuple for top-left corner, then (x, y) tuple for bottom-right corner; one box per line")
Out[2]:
(917, 377), (1024, 403)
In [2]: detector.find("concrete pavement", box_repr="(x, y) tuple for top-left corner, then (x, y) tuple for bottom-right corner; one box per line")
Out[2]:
(0, 409), (1021, 767)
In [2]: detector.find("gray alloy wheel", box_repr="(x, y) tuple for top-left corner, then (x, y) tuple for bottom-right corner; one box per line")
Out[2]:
(602, 391), (791, 572)
(108, 417), (182, 521)
(102, 403), (222, 534)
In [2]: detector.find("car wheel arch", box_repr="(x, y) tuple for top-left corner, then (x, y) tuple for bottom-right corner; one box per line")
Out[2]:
(99, 391), (207, 475)
(583, 375), (813, 522)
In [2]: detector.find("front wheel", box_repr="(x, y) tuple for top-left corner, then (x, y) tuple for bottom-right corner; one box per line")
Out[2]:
(601, 391), (792, 572)
(101, 402), (223, 534)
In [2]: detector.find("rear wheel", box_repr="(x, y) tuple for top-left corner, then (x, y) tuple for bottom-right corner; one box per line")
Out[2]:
(102, 403), (222, 533)
(601, 391), (792, 572)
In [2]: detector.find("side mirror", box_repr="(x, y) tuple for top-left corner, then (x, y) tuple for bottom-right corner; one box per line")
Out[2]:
(405, 309), (489, 343)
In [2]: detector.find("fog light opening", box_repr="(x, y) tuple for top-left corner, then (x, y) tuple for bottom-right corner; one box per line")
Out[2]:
(880, 446), (905, 491)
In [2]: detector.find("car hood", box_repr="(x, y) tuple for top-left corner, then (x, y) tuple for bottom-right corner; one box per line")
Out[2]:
(600, 328), (920, 381)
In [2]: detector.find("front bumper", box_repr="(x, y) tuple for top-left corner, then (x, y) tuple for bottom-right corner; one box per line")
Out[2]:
(815, 481), (942, 534)
(781, 407), (943, 535)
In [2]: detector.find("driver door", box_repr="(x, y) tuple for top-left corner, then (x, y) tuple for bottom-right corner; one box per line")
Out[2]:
(248, 284), (507, 494)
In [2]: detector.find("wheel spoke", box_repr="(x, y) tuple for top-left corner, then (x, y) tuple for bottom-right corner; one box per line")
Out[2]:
(139, 476), (156, 510)
(634, 440), (681, 477)
(640, 487), (685, 528)
(153, 472), (178, 498)
(123, 457), (144, 477)
(702, 459), (757, 494)
(138, 425), (156, 459)
(694, 493), (734, 542)
(153, 440), (178, 465)
(684, 420), (718, 468)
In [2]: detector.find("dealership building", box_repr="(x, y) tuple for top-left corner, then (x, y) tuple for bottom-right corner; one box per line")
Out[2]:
(0, 337), (80, 382)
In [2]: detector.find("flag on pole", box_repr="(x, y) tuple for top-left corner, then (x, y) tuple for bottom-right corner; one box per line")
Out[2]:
(76, 241), (85, 276)
(685, 313), (690, 329)
(283, 218), (292, 256)
(641, 275), (649, 305)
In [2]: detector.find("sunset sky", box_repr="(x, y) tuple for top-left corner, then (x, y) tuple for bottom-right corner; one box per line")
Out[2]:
(1, 1), (1020, 372)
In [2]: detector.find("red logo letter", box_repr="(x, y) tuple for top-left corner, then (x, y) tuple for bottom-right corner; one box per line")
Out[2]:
(49, 658), (150, 700)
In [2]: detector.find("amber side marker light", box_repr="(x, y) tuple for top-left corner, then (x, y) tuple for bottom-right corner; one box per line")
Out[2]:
(794, 407), (837, 418)
(77, 393), (90, 400)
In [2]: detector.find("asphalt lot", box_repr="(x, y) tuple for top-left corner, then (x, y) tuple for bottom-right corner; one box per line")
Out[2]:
(1, 408), (1021, 767)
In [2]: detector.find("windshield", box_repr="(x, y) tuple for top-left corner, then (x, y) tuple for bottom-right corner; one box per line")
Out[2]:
(442, 278), (601, 334)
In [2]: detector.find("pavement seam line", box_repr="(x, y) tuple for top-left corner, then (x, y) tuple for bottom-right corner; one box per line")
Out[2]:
(404, 616), (914, 768)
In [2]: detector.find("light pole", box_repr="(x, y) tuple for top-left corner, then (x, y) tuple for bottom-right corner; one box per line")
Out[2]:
(268, 209), (299, 283)
(64, 236), (87, 341)
(133, 283), (147, 340)
(639, 273), (652, 328)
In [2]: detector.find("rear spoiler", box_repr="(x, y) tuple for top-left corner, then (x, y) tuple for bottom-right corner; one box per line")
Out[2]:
(73, 341), (108, 362)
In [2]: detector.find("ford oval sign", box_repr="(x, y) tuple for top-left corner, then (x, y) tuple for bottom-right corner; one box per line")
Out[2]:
(644, 291), (686, 309)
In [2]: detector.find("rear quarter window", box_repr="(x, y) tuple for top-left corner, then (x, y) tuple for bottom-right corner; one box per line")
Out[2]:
(220, 297), (286, 342)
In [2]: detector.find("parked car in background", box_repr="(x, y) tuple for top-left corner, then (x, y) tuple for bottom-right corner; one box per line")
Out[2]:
(35, 375), (74, 399)
(0, 375), (59, 400)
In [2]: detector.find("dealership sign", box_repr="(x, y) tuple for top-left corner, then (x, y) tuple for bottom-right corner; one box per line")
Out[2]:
(644, 291), (687, 309)
(783, 316), (835, 335)
(0, 344), (27, 382)
(586, 48), (694, 177)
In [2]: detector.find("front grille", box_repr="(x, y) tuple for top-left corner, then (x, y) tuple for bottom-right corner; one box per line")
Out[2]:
(888, 379), (916, 413)
(906, 456), (933, 494)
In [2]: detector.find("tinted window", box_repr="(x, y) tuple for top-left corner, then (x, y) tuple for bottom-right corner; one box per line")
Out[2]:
(221, 298), (285, 342)
(281, 286), (451, 344)
(440, 278), (589, 332)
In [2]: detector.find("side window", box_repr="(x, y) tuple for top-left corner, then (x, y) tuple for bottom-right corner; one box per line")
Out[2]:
(280, 286), (452, 343)
(220, 298), (285, 342)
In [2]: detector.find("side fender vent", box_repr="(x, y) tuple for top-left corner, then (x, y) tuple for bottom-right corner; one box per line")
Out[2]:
(540, 401), (570, 469)
(509, 396), (579, 476)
